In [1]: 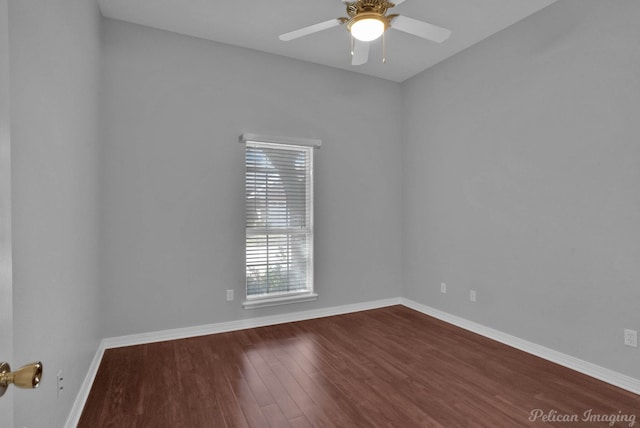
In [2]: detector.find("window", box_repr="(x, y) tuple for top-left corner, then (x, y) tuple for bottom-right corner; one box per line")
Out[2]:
(241, 133), (320, 309)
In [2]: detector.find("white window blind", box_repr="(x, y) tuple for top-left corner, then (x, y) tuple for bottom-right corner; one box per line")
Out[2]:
(244, 139), (316, 305)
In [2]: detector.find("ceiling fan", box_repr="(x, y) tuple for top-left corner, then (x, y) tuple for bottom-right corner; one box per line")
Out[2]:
(279, 0), (451, 66)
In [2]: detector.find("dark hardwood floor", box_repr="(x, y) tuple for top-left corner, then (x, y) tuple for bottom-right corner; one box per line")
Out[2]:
(78, 306), (640, 427)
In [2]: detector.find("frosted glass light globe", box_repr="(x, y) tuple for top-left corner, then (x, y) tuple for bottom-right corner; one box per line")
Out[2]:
(350, 18), (385, 42)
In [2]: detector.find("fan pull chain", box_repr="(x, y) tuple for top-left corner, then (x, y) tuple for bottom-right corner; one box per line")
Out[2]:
(382, 32), (386, 63)
(350, 34), (354, 56)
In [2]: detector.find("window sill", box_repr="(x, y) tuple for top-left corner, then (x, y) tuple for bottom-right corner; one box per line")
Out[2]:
(243, 293), (318, 310)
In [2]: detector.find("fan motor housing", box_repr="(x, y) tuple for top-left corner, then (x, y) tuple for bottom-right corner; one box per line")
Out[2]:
(345, 0), (395, 17)
(346, 12), (391, 34)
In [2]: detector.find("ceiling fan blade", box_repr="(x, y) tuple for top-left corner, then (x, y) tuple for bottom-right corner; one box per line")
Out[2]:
(279, 19), (342, 41)
(351, 39), (369, 66)
(390, 15), (451, 43)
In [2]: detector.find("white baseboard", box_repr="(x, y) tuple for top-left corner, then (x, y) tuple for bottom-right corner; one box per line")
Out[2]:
(65, 344), (106, 428)
(64, 297), (402, 427)
(102, 297), (402, 349)
(401, 298), (640, 396)
(65, 296), (640, 427)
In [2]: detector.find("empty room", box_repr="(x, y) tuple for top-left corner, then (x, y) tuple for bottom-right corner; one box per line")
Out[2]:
(1, 0), (639, 427)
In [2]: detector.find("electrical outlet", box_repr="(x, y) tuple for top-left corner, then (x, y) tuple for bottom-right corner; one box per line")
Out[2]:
(440, 283), (447, 294)
(56, 370), (64, 399)
(469, 290), (477, 302)
(226, 289), (234, 302)
(624, 329), (638, 348)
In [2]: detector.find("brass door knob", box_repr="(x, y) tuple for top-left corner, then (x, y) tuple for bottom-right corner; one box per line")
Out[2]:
(0, 361), (43, 397)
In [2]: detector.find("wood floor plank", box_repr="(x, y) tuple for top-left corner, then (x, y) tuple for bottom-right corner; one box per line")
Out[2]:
(260, 403), (291, 428)
(79, 306), (640, 427)
(244, 347), (304, 420)
(269, 361), (337, 428)
(289, 415), (314, 428)
(273, 347), (368, 427)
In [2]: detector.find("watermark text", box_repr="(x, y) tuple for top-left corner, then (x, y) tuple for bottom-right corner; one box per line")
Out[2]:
(529, 409), (636, 427)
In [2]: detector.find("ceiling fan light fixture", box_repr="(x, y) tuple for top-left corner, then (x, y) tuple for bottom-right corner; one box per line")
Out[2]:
(348, 13), (387, 42)
(278, 0), (452, 67)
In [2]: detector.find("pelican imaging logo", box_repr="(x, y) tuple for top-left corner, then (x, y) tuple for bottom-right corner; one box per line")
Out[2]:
(529, 409), (637, 426)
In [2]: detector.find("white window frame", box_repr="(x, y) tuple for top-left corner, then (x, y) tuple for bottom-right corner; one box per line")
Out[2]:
(240, 133), (320, 309)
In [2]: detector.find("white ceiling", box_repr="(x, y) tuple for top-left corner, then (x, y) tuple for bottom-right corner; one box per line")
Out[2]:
(98, 0), (557, 83)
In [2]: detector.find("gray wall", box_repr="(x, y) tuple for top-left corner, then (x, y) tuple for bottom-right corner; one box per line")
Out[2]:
(99, 20), (404, 337)
(402, 0), (640, 379)
(9, 1), (103, 427)
(6, 2), (640, 426)
(0, 0), (13, 426)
